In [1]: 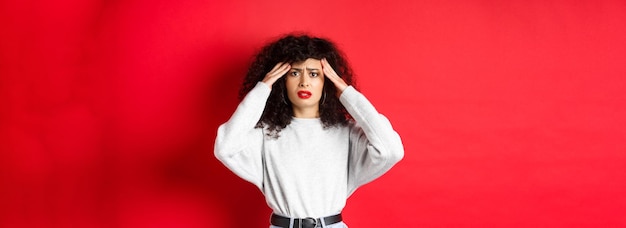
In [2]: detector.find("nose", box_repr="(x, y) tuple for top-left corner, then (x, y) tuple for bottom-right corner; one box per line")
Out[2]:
(298, 75), (310, 87)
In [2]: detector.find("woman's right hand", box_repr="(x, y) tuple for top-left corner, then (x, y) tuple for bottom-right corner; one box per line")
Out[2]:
(261, 62), (291, 88)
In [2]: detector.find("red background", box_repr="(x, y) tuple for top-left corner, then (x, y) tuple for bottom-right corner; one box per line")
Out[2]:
(2, 0), (626, 227)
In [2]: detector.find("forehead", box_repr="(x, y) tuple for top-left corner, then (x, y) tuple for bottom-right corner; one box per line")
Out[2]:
(291, 58), (322, 68)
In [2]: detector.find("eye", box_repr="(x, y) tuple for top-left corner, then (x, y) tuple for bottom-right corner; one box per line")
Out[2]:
(310, 72), (319, 77)
(290, 71), (300, 76)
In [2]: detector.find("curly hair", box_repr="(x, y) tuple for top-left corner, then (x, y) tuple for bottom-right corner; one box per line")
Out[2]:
(239, 33), (357, 138)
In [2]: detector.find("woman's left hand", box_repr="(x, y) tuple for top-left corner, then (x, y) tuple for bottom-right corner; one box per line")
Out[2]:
(321, 58), (348, 96)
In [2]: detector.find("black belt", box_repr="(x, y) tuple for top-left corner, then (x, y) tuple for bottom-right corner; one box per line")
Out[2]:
(271, 213), (342, 228)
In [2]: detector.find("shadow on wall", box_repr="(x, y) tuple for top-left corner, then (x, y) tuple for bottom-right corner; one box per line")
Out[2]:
(152, 41), (271, 227)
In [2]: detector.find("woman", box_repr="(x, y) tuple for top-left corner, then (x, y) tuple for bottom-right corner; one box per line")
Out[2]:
(214, 34), (404, 228)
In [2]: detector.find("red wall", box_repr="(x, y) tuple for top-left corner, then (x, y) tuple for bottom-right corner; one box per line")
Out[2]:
(2, 0), (625, 227)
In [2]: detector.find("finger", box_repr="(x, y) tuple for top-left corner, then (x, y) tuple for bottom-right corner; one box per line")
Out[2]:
(273, 63), (291, 77)
(268, 62), (285, 75)
(321, 58), (348, 92)
(269, 62), (286, 73)
(268, 62), (282, 75)
(320, 59), (330, 75)
(268, 63), (290, 77)
(263, 63), (291, 87)
(321, 59), (339, 79)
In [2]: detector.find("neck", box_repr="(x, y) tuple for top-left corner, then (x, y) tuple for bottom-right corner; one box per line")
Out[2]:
(292, 107), (320, 118)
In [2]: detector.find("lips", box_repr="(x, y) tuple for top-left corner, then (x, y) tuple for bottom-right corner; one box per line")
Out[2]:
(297, 90), (312, 99)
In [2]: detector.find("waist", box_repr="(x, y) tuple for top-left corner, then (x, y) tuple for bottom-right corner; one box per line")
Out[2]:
(270, 213), (342, 228)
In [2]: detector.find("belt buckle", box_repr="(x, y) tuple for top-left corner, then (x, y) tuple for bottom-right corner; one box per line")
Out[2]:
(300, 217), (317, 228)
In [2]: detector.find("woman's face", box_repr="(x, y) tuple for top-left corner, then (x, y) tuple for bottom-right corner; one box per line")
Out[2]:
(285, 58), (325, 117)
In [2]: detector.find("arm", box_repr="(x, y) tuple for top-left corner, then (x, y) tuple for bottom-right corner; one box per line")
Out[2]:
(214, 62), (291, 188)
(340, 87), (404, 194)
(214, 82), (270, 188)
(321, 58), (404, 194)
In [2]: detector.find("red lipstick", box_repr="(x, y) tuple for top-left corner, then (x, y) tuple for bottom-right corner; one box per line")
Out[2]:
(297, 90), (312, 99)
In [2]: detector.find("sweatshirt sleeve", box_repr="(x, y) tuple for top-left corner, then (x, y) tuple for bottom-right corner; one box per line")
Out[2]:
(340, 86), (405, 195)
(214, 82), (270, 189)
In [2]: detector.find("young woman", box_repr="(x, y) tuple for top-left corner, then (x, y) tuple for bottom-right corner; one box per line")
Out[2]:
(214, 34), (404, 228)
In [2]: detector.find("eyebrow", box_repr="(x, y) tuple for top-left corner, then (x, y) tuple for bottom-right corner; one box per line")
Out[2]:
(291, 68), (320, 71)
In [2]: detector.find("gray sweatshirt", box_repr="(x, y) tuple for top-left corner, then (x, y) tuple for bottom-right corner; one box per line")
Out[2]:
(215, 82), (404, 218)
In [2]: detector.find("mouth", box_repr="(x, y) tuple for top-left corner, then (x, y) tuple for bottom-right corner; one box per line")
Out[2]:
(297, 90), (312, 99)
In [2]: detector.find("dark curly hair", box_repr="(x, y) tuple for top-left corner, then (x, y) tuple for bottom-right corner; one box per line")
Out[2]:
(239, 33), (357, 138)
